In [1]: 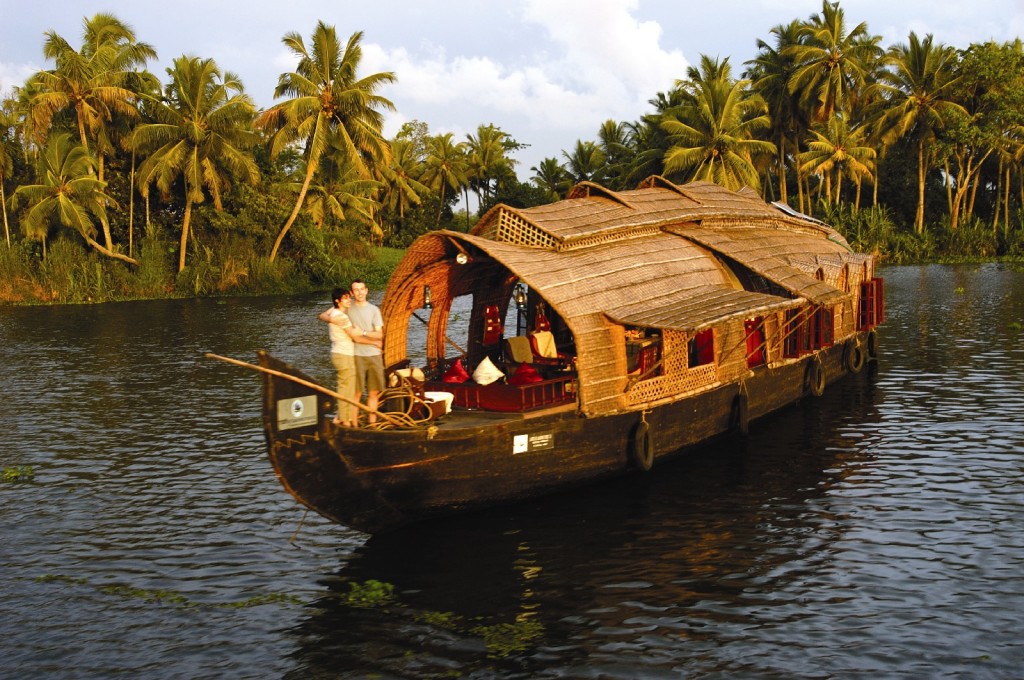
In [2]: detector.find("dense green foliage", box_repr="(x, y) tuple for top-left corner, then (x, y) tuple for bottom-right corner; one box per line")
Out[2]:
(3, 2), (1024, 305)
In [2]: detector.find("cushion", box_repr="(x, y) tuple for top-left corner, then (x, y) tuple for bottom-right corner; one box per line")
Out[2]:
(505, 336), (534, 364)
(508, 362), (543, 385)
(531, 330), (559, 358)
(472, 356), (505, 386)
(389, 366), (425, 386)
(442, 358), (469, 383)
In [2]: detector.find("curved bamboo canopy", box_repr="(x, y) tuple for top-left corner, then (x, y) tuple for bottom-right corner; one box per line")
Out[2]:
(381, 177), (870, 416)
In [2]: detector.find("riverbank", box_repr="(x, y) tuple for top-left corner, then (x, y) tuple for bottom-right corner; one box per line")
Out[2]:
(0, 236), (405, 306)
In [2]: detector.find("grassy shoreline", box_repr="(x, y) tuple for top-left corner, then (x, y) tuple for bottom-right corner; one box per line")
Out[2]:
(0, 240), (405, 306)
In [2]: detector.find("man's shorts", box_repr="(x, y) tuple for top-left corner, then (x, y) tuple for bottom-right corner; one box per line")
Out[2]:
(355, 354), (385, 393)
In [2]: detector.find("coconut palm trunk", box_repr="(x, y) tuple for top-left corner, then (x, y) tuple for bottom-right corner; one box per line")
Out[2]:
(916, 141), (927, 233)
(179, 198), (193, 272)
(436, 183), (447, 227)
(2, 189), (9, 247)
(269, 158), (316, 262)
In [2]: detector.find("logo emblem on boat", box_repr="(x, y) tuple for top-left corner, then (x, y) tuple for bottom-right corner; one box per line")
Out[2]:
(513, 432), (554, 454)
(277, 395), (318, 430)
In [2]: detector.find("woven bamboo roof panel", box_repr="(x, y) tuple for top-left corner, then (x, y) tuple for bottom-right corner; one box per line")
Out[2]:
(472, 178), (842, 252)
(605, 287), (803, 334)
(668, 227), (851, 307)
(456, 230), (731, 320)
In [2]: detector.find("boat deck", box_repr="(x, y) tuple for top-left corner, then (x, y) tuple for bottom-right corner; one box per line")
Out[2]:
(430, 402), (577, 430)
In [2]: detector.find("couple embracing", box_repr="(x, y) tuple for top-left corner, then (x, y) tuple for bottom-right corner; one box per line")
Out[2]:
(318, 280), (384, 426)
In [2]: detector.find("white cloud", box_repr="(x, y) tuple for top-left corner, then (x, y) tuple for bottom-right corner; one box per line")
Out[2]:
(360, 0), (689, 166)
(0, 62), (38, 96)
(519, 0), (688, 105)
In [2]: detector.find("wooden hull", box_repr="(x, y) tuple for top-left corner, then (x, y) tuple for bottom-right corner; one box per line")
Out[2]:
(259, 337), (869, 533)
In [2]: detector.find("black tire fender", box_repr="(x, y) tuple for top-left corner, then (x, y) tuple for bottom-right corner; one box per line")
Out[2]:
(631, 420), (654, 471)
(866, 329), (879, 361)
(731, 388), (750, 436)
(807, 356), (826, 397)
(845, 339), (865, 374)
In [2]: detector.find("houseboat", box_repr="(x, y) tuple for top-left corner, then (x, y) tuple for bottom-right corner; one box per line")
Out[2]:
(251, 178), (883, 534)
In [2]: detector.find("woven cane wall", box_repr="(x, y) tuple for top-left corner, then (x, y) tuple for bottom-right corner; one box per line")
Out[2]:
(626, 330), (719, 406)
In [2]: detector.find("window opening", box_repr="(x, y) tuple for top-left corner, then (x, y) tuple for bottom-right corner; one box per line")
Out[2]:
(745, 318), (766, 368)
(625, 326), (663, 377)
(688, 328), (714, 368)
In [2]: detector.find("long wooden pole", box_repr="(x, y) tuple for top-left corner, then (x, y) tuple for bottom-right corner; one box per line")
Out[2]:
(205, 353), (406, 428)
(411, 311), (466, 356)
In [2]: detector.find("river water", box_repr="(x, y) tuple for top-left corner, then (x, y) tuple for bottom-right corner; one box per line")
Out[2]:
(1, 264), (1022, 679)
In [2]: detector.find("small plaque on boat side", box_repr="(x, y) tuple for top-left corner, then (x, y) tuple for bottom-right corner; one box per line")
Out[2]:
(513, 432), (554, 454)
(277, 395), (317, 430)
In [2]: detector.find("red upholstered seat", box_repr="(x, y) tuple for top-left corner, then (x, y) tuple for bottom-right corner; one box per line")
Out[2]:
(534, 308), (551, 332)
(482, 304), (503, 346)
(527, 330), (573, 371)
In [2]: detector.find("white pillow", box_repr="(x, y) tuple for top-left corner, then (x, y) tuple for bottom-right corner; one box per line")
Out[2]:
(472, 356), (505, 385)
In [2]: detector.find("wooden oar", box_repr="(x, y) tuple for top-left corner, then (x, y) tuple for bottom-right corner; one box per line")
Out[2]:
(205, 353), (406, 428)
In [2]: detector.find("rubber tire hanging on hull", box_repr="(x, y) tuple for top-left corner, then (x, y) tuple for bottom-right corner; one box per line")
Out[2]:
(807, 356), (826, 397)
(867, 329), (879, 361)
(631, 420), (654, 472)
(731, 390), (749, 436)
(845, 339), (865, 374)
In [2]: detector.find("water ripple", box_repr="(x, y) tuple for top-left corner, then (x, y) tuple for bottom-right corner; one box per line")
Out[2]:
(3, 268), (1024, 678)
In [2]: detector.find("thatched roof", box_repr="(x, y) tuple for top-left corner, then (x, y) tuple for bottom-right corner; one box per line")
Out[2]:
(473, 177), (848, 251)
(667, 227), (850, 306)
(383, 178), (868, 415)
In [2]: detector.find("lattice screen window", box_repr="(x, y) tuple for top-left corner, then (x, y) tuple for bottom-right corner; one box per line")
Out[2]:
(496, 209), (557, 248)
(627, 329), (719, 405)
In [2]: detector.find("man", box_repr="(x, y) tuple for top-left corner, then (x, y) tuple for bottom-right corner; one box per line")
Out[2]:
(346, 279), (385, 423)
(318, 288), (381, 426)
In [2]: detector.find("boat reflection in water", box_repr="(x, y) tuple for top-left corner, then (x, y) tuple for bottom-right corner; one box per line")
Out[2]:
(285, 368), (883, 677)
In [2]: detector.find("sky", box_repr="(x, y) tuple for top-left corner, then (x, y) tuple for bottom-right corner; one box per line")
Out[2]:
(2, 0), (1023, 179)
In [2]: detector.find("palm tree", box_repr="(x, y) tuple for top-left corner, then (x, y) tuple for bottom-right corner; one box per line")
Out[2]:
(380, 137), (428, 231)
(27, 13), (157, 250)
(597, 119), (632, 189)
(133, 56), (260, 272)
(420, 132), (468, 227)
(295, 142), (383, 237)
(874, 32), (964, 233)
(257, 24), (395, 261)
(465, 124), (513, 210)
(662, 56), (775, 191)
(562, 140), (606, 185)
(0, 99), (16, 246)
(620, 89), (684, 187)
(785, 1), (879, 123)
(29, 14), (155, 151)
(10, 132), (130, 261)
(797, 117), (876, 207)
(530, 157), (568, 202)
(747, 20), (805, 205)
